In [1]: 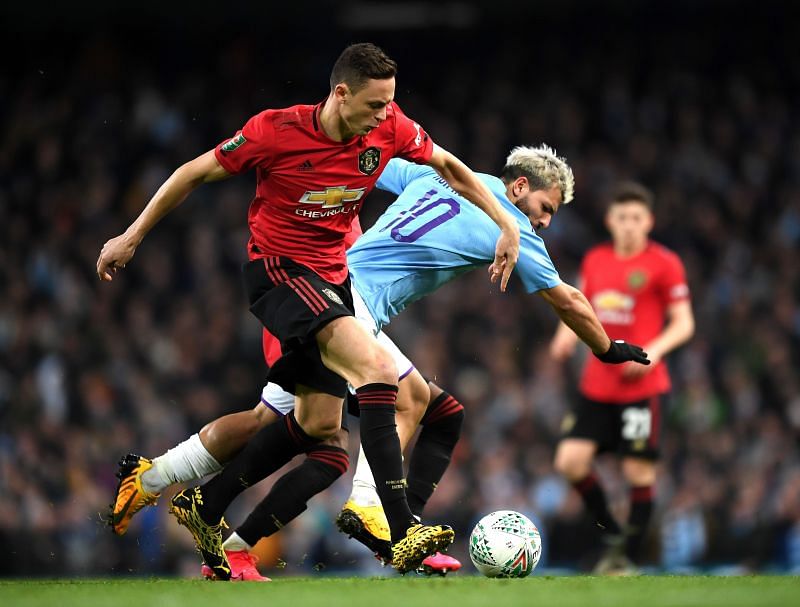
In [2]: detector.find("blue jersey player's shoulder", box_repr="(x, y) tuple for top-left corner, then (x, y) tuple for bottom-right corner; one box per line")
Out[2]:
(376, 158), (438, 195)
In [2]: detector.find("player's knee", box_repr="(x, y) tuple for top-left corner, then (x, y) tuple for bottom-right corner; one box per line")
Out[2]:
(622, 458), (656, 485)
(303, 417), (340, 440)
(554, 448), (590, 480)
(553, 450), (571, 475)
(367, 345), (397, 385)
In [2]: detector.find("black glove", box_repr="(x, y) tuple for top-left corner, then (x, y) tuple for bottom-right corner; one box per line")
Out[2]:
(594, 340), (650, 365)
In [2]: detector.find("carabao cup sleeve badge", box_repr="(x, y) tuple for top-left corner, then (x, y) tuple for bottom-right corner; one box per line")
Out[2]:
(221, 133), (247, 154)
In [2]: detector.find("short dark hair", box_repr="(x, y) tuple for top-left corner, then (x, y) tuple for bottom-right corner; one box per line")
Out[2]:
(330, 43), (397, 93)
(609, 181), (655, 210)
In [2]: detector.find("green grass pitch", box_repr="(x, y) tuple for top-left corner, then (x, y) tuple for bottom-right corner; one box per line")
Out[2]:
(1, 576), (799, 607)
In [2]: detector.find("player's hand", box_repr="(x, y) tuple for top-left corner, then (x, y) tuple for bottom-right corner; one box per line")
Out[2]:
(96, 233), (138, 281)
(594, 340), (650, 365)
(622, 349), (661, 378)
(489, 223), (520, 292)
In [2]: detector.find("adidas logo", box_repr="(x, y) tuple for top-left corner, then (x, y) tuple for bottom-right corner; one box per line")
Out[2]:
(297, 159), (314, 172)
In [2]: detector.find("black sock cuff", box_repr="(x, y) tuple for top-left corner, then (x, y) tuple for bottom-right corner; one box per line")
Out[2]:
(356, 382), (399, 394)
(428, 392), (450, 410)
(306, 445), (350, 476)
(356, 383), (398, 410)
(421, 391), (465, 425)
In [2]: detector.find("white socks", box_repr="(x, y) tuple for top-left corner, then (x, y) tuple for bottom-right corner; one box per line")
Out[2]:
(349, 445), (383, 507)
(141, 433), (223, 494)
(222, 532), (251, 552)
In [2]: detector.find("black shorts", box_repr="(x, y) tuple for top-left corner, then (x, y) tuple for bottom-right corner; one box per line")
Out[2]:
(242, 256), (354, 398)
(560, 394), (667, 460)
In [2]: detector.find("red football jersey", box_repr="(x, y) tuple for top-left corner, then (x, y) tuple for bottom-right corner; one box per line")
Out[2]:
(214, 101), (433, 284)
(579, 241), (690, 402)
(261, 216), (364, 367)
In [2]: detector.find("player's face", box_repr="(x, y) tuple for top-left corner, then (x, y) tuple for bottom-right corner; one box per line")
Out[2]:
(515, 183), (562, 230)
(605, 201), (654, 249)
(338, 77), (395, 137)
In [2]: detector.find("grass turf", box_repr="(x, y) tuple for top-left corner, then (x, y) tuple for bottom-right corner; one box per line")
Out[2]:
(1, 576), (799, 607)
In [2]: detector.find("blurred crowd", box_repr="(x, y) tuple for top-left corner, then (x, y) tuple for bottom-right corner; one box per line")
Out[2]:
(2, 9), (800, 576)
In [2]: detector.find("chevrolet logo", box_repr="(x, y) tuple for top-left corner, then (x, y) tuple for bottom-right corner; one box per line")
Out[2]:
(299, 186), (366, 208)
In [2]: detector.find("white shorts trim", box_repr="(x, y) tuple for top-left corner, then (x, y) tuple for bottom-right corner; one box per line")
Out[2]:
(260, 382), (295, 416)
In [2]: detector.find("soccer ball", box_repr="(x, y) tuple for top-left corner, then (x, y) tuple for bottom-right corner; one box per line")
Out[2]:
(468, 510), (542, 578)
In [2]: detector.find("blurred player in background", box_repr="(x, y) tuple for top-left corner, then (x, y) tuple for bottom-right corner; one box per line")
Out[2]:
(550, 182), (695, 574)
(98, 42), (524, 578)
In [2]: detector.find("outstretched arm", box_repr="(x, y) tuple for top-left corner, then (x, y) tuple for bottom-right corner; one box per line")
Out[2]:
(427, 145), (520, 292)
(97, 150), (231, 281)
(539, 282), (649, 365)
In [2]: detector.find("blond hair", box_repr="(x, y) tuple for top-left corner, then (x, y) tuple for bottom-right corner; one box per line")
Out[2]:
(502, 144), (575, 204)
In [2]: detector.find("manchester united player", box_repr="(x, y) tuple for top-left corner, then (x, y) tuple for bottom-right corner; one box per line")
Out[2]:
(97, 43), (522, 578)
(549, 182), (695, 573)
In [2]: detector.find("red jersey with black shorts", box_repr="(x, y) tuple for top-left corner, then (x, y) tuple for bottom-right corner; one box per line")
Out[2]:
(217, 101), (432, 397)
(579, 241), (689, 403)
(563, 241), (690, 459)
(261, 217), (364, 367)
(214, 101), (433, 285)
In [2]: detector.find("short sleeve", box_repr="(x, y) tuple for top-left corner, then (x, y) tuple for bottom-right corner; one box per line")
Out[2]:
(659, 251), (690, 303)
(515, 229), (561, 293)
(376, 158), (436, 195)
(391, 103), (434, 164)
(214, 110), (276, 175)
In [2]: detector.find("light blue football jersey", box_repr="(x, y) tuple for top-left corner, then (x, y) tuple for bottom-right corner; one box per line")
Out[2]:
(347, 158), (561, 329)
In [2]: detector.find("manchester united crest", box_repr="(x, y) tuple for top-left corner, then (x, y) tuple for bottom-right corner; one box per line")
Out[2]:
(627, 270), (647, 290)
(358, 146), (381, 176)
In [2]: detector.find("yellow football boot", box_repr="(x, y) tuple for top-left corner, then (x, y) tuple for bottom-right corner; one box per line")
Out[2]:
(335, 500), (392, 563)
(108, 453), (159, 535)
(391, 524), (455, 574)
